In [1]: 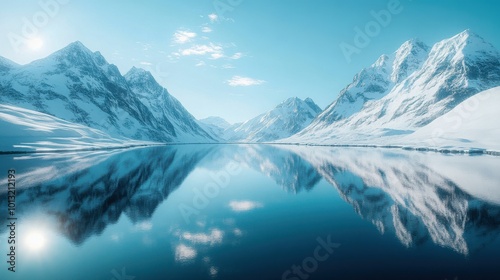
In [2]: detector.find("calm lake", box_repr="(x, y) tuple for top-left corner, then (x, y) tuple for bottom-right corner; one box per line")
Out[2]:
(1, 144), (500, 280)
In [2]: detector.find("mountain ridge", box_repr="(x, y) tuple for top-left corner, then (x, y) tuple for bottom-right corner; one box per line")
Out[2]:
(0, 41), (215, 143)
(224, 96), (322, 142)
(291, 30), (500, 144)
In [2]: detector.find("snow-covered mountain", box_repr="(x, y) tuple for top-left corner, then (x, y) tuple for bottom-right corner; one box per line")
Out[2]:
(200, 116), (231, 129)
(198, 116), (231, 141)
(226, 97), (322, 142)
(124, 67), (214, 142)
(291, 30), (500, 145)
(318, 39), (429, 124)
(0, 41), (215, 143)
(0, 103), (155, 152)
(0, 56), (18, 72)
(400, 86), (500, 151)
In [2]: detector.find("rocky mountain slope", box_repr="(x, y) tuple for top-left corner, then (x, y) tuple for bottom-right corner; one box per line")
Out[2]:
(0, 41), (215, 143)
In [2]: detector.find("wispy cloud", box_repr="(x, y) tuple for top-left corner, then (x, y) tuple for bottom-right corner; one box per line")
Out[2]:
(173, 30), (197, 44)
(208, 13), (218, 22)
(222, 64), (235, 69)
(136, 41), (152, 51)
(180, 43), (224, 59)
(211, 52), (224, 59)
(230, 52), (243, 60)
(227, 76), (266, 87)
(139, 61), (152, 66)
(228, 200), (263, 211)
(201, 26), (213, 33)
(196, 61), (206, 67)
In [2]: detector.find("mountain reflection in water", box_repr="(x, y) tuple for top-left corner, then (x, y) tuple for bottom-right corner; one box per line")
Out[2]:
(0, 144), (499, 279)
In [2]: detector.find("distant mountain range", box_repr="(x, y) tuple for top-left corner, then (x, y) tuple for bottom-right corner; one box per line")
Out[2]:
(1, 29), (499, 151)
(218, 97), (322, 142)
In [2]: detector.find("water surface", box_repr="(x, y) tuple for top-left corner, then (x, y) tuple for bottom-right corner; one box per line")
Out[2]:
(1, 144), (499, 280)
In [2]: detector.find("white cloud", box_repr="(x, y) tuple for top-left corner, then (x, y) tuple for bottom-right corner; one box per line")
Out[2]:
(222, 64), (235, 69)
(175, 244), (197, 262)
(211, 53), (224, 59)
(181, 229), (224, 245)
(196, 61), (206, 67)
(180, 43), (224, 59)
(140, 61), (152, 66)
(228, 200), (263, 211)
(230, 52), (243, 60)
(227, 76), (266, 87)
(173, 30), (197, 44)
(201, 26), (213, 33)
(208, 13), (218, 22)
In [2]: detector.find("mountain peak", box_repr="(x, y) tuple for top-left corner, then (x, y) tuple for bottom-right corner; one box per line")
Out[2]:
(226, 96), (323, 142)
(124, 67), (157, 85)
(456, 29), (478, 39)
(277, 97), (321, 113)
(33, 40), (102, 70)
(432, 30), (498, 57)
(199, 116), (231, 129)
(304, 97), (322, 113)
(59, 41), (93, 55)
(372, 54), (391, 68)
(397, 38), (430, 53)
(391, 38), (430, 83)
(282, 96), (301, 104)
(274, 97), (322, 117)
(450, 29), (488, 46)
(127, 66), (149, 75)
(68, 40), (87, 48)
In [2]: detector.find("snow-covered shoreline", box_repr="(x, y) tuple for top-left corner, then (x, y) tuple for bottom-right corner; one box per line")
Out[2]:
(269, 142), (500, 156)
(281, 87), (500, 155)
(0, 103), (163, 153)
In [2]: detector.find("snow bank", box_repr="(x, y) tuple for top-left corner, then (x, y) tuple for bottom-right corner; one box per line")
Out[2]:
(399, 86), (500, 152)
(0, 104), (159, 152)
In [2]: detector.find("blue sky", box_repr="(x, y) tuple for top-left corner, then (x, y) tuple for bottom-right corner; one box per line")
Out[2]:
(1, 0), (499, 123)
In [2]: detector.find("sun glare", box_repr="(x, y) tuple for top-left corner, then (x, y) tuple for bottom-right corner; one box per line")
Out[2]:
(25, 230), (47, 251)
(27, 37), (44, 51)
